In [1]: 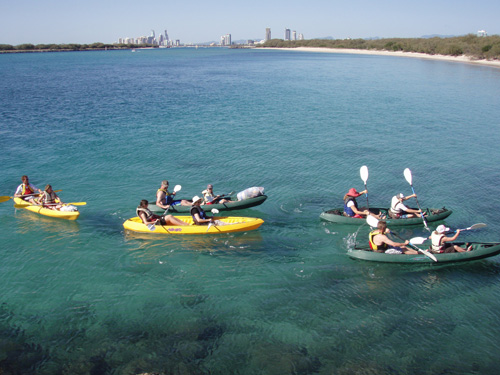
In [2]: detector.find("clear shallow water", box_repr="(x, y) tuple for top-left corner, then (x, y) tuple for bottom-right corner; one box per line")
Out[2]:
(1, 48), (500, 374)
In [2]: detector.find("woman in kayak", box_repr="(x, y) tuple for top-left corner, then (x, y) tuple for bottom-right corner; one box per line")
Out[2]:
(369, 220), (418, 254)
(343, 188), (381, 218)
(202, 184), (230, 205)
(14, 175), (42, 202)
(190, 196), (214, 225)
(37, 184), (63, 210)
(137, 199), (188, 226)
(430, 225), (471, 253)
(156, 180), (192, 210)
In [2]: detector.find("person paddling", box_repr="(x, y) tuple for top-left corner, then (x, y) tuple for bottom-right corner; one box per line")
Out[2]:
(190, 196), (214, 225)
(369, 220), (418, 254)
(37, 184), (63, 210)
(388, 193), (424, 219)
(343, 188), (381, 218)
(156, 180), (191, 210)
(137, 199), (188, 226)
(14, 175), (42, 202)
(202, 184), (230, 205)
(429, 225), (471, 253)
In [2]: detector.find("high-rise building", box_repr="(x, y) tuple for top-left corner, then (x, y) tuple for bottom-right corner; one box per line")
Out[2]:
(265, 28), (271, 41)
(298, 33), (304, 40)
(292, 31), (297, 41)
(284, 28), (291, 41)
(220, 34), (231, 46)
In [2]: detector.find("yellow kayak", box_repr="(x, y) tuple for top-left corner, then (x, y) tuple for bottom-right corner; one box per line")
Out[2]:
(14, 197), (80, 221)
(123, 216), (264, 234)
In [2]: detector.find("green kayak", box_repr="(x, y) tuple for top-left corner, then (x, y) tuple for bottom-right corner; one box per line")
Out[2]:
(348, 242), (500, 264)
(320, 207), (452, 226)
(150, 195), (267, 213)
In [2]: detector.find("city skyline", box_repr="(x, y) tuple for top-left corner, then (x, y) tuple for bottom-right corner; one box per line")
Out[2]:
(1, 0), (499, 45)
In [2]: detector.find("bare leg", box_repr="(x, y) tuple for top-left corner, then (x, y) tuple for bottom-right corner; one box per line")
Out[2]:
(164, 215), (188, 226)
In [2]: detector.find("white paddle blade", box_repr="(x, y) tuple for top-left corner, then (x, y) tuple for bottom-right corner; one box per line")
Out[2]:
(409, 236), (427, 245)
(174, 185), (182, 193)
(403, 168), (413, 185)
(366, 214), (379, 228)
(147, 224), (156, 231)
(360, 165), (369, 183)
(469, 223), (487, 230)
(211, 209), (219, 214)
(206, 222), (212, 233)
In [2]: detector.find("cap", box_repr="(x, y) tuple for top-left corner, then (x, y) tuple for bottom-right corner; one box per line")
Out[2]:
(397, 193), (404, 199)
(436, 225), (450, 234)
(192, 195), (202, 204)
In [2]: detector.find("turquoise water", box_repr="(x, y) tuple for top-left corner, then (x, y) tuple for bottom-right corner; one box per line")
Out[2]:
(1, 48), (500, 374)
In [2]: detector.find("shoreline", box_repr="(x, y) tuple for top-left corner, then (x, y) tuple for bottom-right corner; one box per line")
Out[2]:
(264, 47), (500, 68)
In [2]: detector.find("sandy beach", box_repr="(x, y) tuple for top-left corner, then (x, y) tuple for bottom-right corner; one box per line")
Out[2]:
(267, 47), (500, 68)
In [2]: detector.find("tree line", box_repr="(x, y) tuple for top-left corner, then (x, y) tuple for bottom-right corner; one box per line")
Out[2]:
(0, 43), (155, 52)
(261, 34), (500, 60)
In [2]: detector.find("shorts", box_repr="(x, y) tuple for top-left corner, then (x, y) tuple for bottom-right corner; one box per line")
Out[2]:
(385, 247), (404, 254)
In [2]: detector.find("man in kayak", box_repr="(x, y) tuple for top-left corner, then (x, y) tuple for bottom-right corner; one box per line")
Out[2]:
(190, 196), (214, 225)
(388, 193), (424, 219)
(369, 220), (418, 254)
(202, 184), (230, 205)
(430, 225), (471, 253)
(137, 199), (188, 226)
(343, 188), (382, 219)
(14, 175), (42, 202)
(156, 180), (191, 210)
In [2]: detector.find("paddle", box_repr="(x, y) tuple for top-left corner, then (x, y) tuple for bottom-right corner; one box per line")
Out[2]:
(404, 168), (430, 232)
(206, 209), (220, 232)
(360, 165), (369, 210)
(448, 223), (487, 232)
(14, 202), (87, 208)
(366, 215), (437, 262)
(1, 190), (62, 203)
(164, 184), (182, 215)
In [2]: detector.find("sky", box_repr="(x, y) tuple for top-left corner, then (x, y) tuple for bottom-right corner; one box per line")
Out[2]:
(1, 0), (499, 45)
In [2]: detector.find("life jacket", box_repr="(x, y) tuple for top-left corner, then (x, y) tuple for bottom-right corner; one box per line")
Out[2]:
(202, 189), (214, 203)
(190, 206), (207, 224)
(343, 196), (358, 217)
(389, 196), (403, 216)
(369, 230), (388, 251)
(431, 232), (445, 252)
(41, 191), (59, 205)
(22, 183), (35, 195)
(136, 207), (154, 221)
(157, 188), (173, 204)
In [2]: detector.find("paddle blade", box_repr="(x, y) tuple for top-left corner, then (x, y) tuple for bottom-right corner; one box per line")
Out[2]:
(469, 223), (487, 230)
(360, 166), (369, 183)
(366, 214), (379, 228)
(206, 222), (212, 232)
(409, 236), (427, 245)
(0, 196), (12, 203)
(147, 224), (156, 231)
(174, 185), (182, 193)
(211, 209), (219, 214)
(404, 168), (413, 185)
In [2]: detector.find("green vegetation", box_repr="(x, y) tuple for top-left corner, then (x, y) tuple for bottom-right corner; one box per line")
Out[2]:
(262, 34), (500, 60)
(0, 43), (156, 53)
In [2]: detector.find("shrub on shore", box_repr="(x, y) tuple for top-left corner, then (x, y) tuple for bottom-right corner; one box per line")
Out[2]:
(262, 34), (500, 60)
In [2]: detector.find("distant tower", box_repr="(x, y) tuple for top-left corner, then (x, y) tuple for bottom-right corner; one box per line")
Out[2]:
(284, 28), (291, 41)
(292, 30), (297, 41)
(265, 28), (271, 41)
(298, 33), (304, 40)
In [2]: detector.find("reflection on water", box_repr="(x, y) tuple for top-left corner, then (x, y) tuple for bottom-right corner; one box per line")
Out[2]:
(14, 209), (80, 234)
